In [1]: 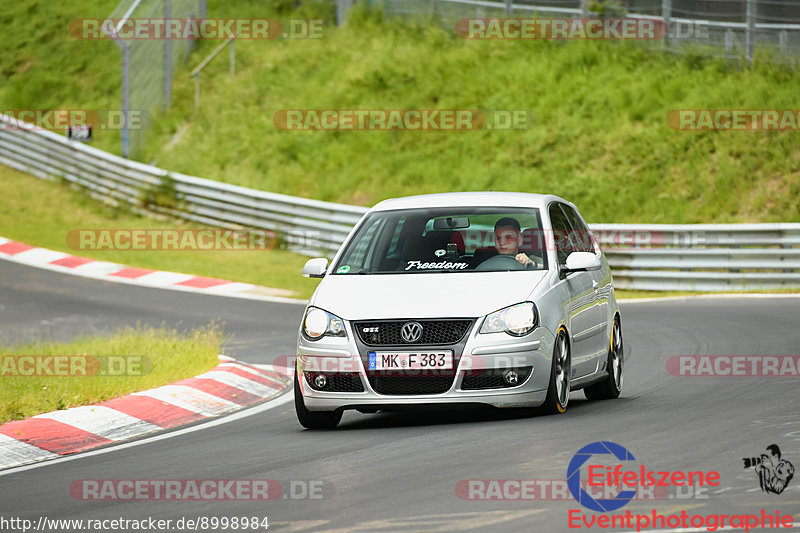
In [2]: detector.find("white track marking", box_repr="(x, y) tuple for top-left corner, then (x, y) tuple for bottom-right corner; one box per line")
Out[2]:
(13, 248), (68, 264)
(218, 361), (286, 379)
(73, 260), (128, 276)
(0, 249), (307, 304)
(133, 270), (195, 285)
(195, 370), (283, 397)
(0, 434), (58, 469)
(133, 385), (240, 415)
(0, 383), (293, 477)
(35, 406), (161, 442)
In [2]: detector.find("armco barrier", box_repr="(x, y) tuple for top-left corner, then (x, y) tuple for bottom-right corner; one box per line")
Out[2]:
(0, 114), (365, 257)
(1, 113), (799, 292)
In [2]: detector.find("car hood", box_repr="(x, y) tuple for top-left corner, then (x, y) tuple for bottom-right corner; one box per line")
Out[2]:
(310, 271), (548, 320)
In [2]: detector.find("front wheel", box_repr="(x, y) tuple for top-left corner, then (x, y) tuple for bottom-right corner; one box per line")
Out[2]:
(294, 373), (342, 429)
(584, 316), (623, 400)
(541, 328), (570, 414)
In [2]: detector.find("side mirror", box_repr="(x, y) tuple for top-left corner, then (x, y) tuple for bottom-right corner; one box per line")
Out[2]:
(302, 258), (329, 278)
(563, 252), (602, 273)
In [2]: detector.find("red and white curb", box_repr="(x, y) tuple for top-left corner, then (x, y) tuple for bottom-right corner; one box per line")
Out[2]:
(0, 356), (292, 471)
(0, 236), (306, 304)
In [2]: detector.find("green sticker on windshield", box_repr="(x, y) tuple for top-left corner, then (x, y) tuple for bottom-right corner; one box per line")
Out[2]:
(337, 265), (351, 273)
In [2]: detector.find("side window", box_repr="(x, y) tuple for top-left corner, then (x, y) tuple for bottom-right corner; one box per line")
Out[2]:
(386, 219), (406, 257)
(340, 217), (386, 271)
(563, 206), (596, 253)
(548, 203), (574, 265)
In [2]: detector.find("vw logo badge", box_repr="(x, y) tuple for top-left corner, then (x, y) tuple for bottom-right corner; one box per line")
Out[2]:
(400, 322), (423, 343)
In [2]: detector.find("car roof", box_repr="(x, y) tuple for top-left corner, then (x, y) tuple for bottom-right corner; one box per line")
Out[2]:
(370, 191), (574, 212)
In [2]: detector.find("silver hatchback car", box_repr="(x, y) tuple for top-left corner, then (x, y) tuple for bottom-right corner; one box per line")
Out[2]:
(294, 192), (623, 428)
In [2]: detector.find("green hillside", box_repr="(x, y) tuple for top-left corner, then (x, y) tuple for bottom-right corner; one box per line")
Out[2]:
(2, 1), (799, 222)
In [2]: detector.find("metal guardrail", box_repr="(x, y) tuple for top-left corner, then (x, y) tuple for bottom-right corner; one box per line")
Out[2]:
(1, 112), (799, 291)
(596, 224), (800, 291)
(367, 0), (800, 62)
(0, 114), (365, 257)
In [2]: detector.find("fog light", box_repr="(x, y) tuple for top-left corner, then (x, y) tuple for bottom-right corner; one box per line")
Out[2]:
(314, 373), (328, 389)
(503, 369), (520, 385)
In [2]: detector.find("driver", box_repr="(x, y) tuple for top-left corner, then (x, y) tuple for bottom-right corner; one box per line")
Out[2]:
(493, 217), (539, 268)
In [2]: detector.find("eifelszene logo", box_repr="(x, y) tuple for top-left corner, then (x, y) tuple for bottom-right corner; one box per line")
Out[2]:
(566, 441), (721, 512)
(567, 441), (637, 512)
(743, 444), (795, 495)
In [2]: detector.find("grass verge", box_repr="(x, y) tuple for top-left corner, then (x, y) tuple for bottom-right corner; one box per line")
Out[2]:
(0, 164), (323, 299)
(615, 288), (800, 300)
(1, 2), (799, 223)
(3, 164), (798, 301)
(0, 323), (224, 424)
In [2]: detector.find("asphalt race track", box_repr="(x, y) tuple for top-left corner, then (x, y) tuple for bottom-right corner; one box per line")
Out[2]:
(2, 259), (800, 533)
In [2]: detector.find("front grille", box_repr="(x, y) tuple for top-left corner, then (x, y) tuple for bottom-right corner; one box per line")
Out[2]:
(304, 372), (365, 392)
(368, 374), (455, 395)
(461, 367), (532, 390)
(355, 320), (473, 346)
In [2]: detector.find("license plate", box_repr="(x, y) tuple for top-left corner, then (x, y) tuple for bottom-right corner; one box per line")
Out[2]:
(368, 351), (453, 370)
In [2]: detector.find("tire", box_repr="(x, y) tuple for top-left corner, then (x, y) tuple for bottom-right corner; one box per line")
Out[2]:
(584, 316), (623, 401)
(541, 328), (570, 415)
(294, 373), (342, 429)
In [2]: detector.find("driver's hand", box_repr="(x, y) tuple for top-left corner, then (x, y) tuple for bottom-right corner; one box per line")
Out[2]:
(515, 253), (534, 267)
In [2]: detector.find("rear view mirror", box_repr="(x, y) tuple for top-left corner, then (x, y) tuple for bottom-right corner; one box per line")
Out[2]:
(563, 252), (601, 272)
(433, 217), (470, 230)
(302, 258), (329, 278)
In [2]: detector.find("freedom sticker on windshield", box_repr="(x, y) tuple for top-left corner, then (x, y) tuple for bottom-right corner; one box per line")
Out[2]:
(405, 261), (468, 271)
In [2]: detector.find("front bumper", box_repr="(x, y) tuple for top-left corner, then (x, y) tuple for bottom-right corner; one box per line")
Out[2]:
(296, 321), (557, 411)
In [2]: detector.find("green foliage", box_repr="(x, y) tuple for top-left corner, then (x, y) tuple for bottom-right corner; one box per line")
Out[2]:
(588, 0), (627, 17)
(0, 323), (224, 423)
(1, 0), (799, 224)
(0, 164), (321, 298)
(141, 174), (183, 210)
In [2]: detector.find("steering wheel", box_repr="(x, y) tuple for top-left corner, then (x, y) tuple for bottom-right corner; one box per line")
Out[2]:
(475, 254), (525, 271)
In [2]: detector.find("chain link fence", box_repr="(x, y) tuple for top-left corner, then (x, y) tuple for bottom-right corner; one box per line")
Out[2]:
(105, 0), (206, 158)
(350, 0), (800, 61)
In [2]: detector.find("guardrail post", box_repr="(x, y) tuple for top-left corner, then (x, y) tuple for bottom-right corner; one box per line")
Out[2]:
(662, 0), (672, 49)
(779, 30), (788, 56)
(505, 0), (512, 16)
(164, 0), (172, 109)
(194, 74), (200, 112)
(725, 28), (734, 54)
(580, 0), (589, 18)
(121, 42), (131, 158)
(230, 40), (236, 76)
(746, 0), (756, 62)
(337, 0), (348, 25)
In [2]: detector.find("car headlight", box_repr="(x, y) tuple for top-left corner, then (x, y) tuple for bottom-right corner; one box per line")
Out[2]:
(480, 302), (537, 337)
(303, 307), (346, 340)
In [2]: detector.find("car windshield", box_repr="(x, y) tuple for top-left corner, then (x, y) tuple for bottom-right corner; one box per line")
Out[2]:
(332, 207), (547, 274)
